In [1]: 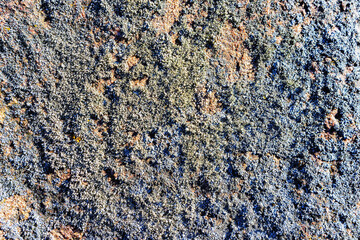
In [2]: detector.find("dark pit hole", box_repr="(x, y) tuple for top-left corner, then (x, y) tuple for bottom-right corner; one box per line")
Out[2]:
(185, 0), (194, 6)
(43, 161), (54, 175)
(339, 215), (346, 224)
(197, 175), (211, 193)
(328, 126), (336, 135)
(149, 129), (157, 139)
(115, 35), (128, 43)
(146, 158), (158, 168)
(321, 86), (330, 94)
(335, 111), (343, 120)
(90, 114), (98, 120)
(236, 62), (241, 72)
(132, 131), (138, 137)
(114, 4), (124, 17)
(205, 41), (214, 49)
(175, 38), (182, 46)
(104, 167), (121, 185)
(0, 40), (5, 52)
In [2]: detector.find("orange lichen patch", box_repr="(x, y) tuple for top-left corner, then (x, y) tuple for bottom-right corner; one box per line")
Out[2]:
(245, 152), (259, 161)
(130, 77), (148, 89)
(125, 56), (140, 71)
(0, 0), (50, 30)
(319, 109), (339, 140)
(93, 70), (117, 94)
(197, 85), (221, 115)
(73, 135), (82, 143)
(320, 130), (337, 141)
(93, 126), (105, 140)
(170, 32), (179, 44)
(0, 195), (32, 226)
(50, 226), (83, 240)
(0, 106), (6, 125)
(292, 24), (302, 36)
(47, 169), (71, 187)
(356, 201), (360, 213)
(151, 0), (182, 34)
(337, 66), (354, 85)
(325, 109), (339, 130)
(184, 2), (208, 28)
(127, 131), (141, 147)
(71, 0), (92, 22)
(215, 22), (254, 82)
(201, 91), (221, 115)
(271, 155), (281, 168)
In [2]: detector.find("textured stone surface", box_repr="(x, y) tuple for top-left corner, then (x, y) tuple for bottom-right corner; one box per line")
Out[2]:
(0, 0), (360, 239)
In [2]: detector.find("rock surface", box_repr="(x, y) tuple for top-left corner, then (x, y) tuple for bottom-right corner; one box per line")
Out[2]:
(0, 0), (360, 239)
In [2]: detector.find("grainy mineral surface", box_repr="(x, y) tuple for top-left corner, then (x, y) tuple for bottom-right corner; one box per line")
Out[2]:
(1, 0), (360, 239)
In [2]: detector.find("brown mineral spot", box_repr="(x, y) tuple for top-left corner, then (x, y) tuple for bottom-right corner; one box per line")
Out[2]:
(93, 69), (116, 94)
(2, 145), (12, 158)
(201, 91), (221, 115)
(170, 32), (179, 44)
(126, 131), (141, 147)
(292, 24), (302, 36)
(215, 22), (254, 82)
(265, 20), (276, 37)
(275, 36), (283, 44)
(325, 109), (338, 130)
(357, 201), (360, 211)
(197, 86), (221, 115)
(50, 226), (83, 240)
(184, 2), (208, 28)
(320, 131), (337, 141)
(0, 195), (32, 225)
(93, 126), (105, 140)
(0, 106), (6, 124)
(320, 109), (341, 141)
(272, 155), (280, 168)
(338, 66), (354, 85)
(47, 169), (71, 187)
(125, 56), (140, 71)
(151, 0), (181, 34)
(130, 76), (148, 89)
(245, 152), (259, 161)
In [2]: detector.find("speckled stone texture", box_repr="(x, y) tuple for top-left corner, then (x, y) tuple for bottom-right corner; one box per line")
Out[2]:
(0, 0), (360, 239)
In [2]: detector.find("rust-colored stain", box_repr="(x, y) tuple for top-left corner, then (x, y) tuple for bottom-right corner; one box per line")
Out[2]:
(130, 76), (148, 89)
(245, 152), (259, 161)
(47, 169), (71, 187)
(93, 69), (117, 94)
(184, 2), (208, 29)
(0, 0), (50, 31)
(320, 109), (339, 140)
(197, 85), (221, 115)
(126, 131), (141, 147)
(0, 106), (6, 125)
(0, 195), (32, 227)
(151, 0), (182, 34)
(50, 225), (84, 240)
(125, 56), (140, 71)
(215, 22), (254, 82)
